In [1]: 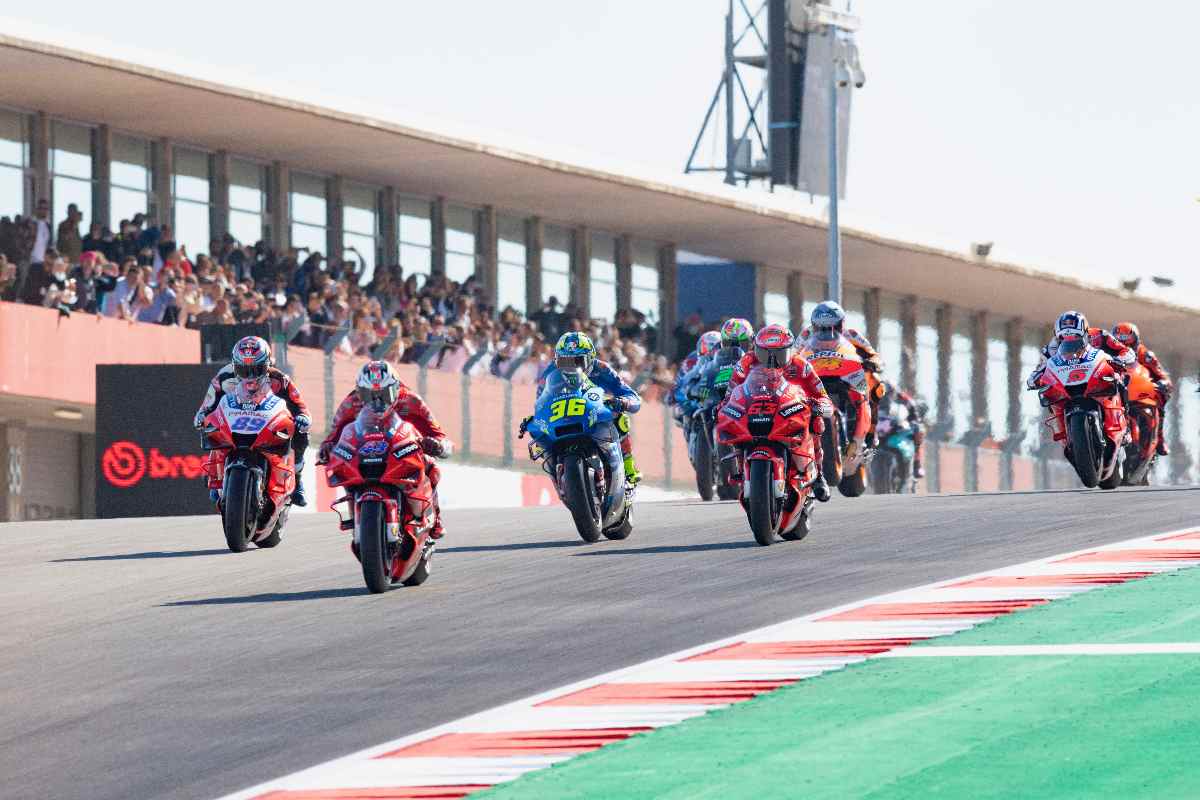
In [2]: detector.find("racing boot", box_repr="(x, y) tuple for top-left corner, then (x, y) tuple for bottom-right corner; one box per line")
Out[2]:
(430, 500), (445, 540)
(623, 453), (643, 486)
(291, 468), (308, 507)
(812, 468), (831, 503)
(913, 458), (926, 479)
(1157, 430), (1170, 457)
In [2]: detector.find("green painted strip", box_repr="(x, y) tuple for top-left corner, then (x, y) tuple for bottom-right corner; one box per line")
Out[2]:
(481, 568), (1200, 799)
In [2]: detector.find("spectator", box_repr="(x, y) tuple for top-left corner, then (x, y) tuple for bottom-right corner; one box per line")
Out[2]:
(56, 203), (83, 263)
(0, 254), (16, 301)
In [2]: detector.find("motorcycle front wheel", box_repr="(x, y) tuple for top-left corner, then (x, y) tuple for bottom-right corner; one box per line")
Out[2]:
(694, 423), (715, 501)
(222, 467), (255, 553)
(358, 500), (392, 593)
(1067, 412), (1101, 488)
(747, 458), (779, 546)
(821, 420), (843, 486)
(563, 454), (603, 543)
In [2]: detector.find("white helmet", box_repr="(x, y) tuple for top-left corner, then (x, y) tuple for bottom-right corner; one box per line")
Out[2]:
(356, 360), (401, 412)
(810, 300), (846, 339)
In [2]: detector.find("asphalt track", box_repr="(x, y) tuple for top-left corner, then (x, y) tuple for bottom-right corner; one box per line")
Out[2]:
(2, 487), (1197, 800)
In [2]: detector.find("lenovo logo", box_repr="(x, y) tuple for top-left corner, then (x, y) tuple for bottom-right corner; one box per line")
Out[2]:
(101, 440), (206, 488)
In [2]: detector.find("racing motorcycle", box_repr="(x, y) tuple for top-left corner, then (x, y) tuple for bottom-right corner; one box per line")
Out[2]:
(1034, 339), (1129, 490)
(201, 379), (296, 552)
(716, 365), (818, 546)
(801, 337), (881, 497)
(522, 369), (633, 543)
(688, 351), (743, 501)
(1121, 362), (1161, 486)
(871, 401), (917, 494)
(324, 406), (437, 593)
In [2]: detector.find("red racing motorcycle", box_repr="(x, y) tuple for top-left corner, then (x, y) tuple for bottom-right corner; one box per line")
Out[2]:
(716, 365), (820, 546)
(202, 380), (297, 552)
(324, 407), (437, 593)
(1035, 339), (1129, 490)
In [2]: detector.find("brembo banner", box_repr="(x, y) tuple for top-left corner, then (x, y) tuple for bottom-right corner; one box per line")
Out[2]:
(95, 364), (217, 518)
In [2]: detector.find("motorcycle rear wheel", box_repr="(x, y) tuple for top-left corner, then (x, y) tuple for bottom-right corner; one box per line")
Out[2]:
(694, 424), (715, 501)
(1067, 413), (1101, 488)
(821, 422), (842, 486)
(839, 464), (868, 497)
(222, 468), (254, 553)
(748, 459), (778, 546)
(563, 454), (603, 543)
(358, 501), (392, 594)
(402, 544), (433, 586)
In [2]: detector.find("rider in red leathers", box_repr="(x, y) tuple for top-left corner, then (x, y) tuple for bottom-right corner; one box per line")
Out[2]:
(725, 324), (836, 501)
(194, 336), (311, 507)
(317, 361), (454, 538)
(1112, 322), (1173, 455)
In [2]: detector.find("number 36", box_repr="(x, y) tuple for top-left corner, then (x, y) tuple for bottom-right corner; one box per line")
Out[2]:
(549, 398), (586, 421)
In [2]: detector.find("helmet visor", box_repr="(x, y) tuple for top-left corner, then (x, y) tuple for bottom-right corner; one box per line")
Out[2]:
(234, 362), (267, 379)
(1058, 336), (1086, 359)
(556, 355), (589, 373)
(356, 383), (398, 411)
(813, 325), (839, 341)
(755, 344), (792, 369)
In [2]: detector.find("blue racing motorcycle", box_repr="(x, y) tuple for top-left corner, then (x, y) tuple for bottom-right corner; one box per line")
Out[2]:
(520, 370), (634, 542)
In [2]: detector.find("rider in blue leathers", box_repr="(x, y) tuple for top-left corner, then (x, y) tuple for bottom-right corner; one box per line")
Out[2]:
(526, 332), (644, 484)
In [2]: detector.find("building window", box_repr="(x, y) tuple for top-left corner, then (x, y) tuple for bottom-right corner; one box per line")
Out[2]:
(631, 242), (660, 324)
(290, 172), (327, 258)
(343, 182), (378, 285)
(172, 147), (211, 258)
(0, 109), (27, 217)
(763, 291), (789, 327)
(51, 121), (93, 227)
(877, 293), (903, 384)
(228, 158), (265, 247)
(497, 214), (526, 314)
(445, 205), (477, 284)
(590, 231), (617, 322)
(916, 304), (940, 426)
(109, 133), (150, 231)
(398, 196), (431, 281)
(950, 317), (973, 439)
(542, 224), (571, 306)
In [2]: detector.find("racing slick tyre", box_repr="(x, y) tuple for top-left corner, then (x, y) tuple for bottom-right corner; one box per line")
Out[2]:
(221, 468), (254, 553)
(357, 501), (392, 594)
(821, 423), (842, 486)
(694, 426), (715, 501)
(563, 454), (603, 543)
(1098, 463), (1122, 491)
(747, 459), (779, 546)
(603, 506), (634, 540)
(780, 499), (812, 541)
(402, 546), (433, 586)
(1067, 413), (1101, 488)
(838, 464), (868, 497)
(256, 506), (287, 548)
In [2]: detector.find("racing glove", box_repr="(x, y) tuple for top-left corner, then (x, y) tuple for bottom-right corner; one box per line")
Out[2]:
(1154, 380), (1172, 403)
(863, 356), (883, 374)
(316, 441), (333, 465)
(814, 397), (835, 418)
(517, 415), (534, 439)
(294, 414), (311, 434)
(422, 437), (450, 458)
(193, 409), (208, 430)
(605, 397), (628, 413)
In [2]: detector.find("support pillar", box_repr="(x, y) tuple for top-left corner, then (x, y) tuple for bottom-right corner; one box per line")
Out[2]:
(786, 272), (805, 335)
(268, 162), (290, 254)
(935, 305), (953, 435)
(658, 244), (678, 355)
(899, 295), (918, 395)
(29, 112), (50, 212)
(478, 205), (498, 308)
(91, 125), (111, 231)
(525, 217), (543, 313)
(1003, 318), (1024, 490)
(572, 226), (591, 315)
(0, 422), (27, 522)
(150, 138), (172, 226)
(210, 150), (230, 244)
(430, 197), (446, 276)
(326, 175), (344, 262)
(864, 288), (881, 350)
(616, 234), (633, 312)
(970, 311), (988, 434)
(379, 187), (398, 272)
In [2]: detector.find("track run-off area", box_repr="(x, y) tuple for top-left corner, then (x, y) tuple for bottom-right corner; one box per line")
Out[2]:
(2, 488), (1198, 800)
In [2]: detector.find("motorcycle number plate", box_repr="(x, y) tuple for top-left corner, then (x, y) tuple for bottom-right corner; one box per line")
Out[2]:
(811, 357), (844, 371)
(228, 414), (267, 433)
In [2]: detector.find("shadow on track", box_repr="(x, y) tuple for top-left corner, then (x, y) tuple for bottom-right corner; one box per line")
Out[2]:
(53, 549), (230, 563)
(574, 539), (758, 556)
(161, 587), (366, 606)
(439, 540), (582, 554)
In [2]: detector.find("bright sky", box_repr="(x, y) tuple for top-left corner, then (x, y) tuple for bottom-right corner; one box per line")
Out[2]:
(16, 0), (1199, 304)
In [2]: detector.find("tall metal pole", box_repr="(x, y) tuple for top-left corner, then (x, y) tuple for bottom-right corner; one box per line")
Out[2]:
(724, 0), (736, 186)
(826, 26), (842, 304)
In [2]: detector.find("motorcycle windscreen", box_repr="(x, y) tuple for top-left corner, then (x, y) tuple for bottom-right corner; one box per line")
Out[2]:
(355, 407), (400, 437)
(1056, 338), (1088, 361)
(742, 366), (785, 398)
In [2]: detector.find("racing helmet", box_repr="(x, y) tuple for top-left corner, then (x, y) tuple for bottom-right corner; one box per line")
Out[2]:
(754, 324), (796, 369)
(720, 318), (754, 349)
(231, 336), (271, 381)
(1112, 322), (1140, 350)
(810, 301), (846, 340)
(1055, 310), (1088, 339)
(696, 330), (721, 358)
(554, 331), (596, 375)
(356, 360), (401, 412)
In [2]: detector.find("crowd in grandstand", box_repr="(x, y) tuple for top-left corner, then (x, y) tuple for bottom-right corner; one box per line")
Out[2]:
(0, 203), (682, 399)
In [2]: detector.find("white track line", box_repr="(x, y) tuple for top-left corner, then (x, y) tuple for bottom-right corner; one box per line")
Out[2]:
(883, 643), (1200, 657)
(217, 524), (1200, 799)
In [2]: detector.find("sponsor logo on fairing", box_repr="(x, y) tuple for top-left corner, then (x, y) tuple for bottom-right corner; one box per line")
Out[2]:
(393, 443), (420, 458)
(333, 444), (355, 461)
(779, 403), (806, 417)
(721, 405), (744, 419)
